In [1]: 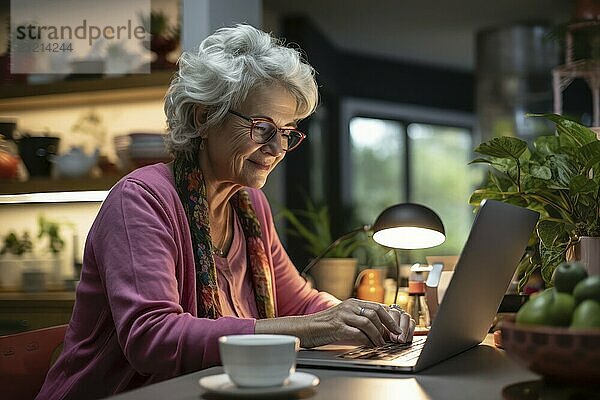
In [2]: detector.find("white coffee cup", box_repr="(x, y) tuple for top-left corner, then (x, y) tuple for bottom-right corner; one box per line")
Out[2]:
(218, 334), (300, 387)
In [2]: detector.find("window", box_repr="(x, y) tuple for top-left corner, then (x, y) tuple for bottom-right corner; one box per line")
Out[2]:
(346, 103), (479, 259)
(408, 123), (477, 256)
(350, 118), (404, 224)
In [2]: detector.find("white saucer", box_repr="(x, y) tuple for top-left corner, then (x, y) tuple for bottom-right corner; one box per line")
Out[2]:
(198, 371), (319, 397)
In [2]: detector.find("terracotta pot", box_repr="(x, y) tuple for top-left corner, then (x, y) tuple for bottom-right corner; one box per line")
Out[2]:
(309, 258), (357, 300)
(566, 236), (600, 276)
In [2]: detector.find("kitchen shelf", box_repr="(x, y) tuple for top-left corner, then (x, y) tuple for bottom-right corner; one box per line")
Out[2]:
(0, 71), (173, 112)
(0, 290), (75, 301)
(0, 73), (169, 200)
(0, 175), (122, 196)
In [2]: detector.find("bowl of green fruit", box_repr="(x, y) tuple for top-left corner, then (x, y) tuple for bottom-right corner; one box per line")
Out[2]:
(501, 262), (600, 384)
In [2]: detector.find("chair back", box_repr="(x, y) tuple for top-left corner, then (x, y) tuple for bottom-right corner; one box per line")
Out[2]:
(0, 324), (68, 400)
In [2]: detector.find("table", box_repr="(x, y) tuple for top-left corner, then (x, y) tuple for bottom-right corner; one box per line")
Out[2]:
(106, 335), (559, 400)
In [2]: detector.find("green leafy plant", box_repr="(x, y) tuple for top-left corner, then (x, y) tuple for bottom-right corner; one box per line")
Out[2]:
(71, 109), (107, 149)
(0, 231), (33, 256)
(38, 216), (65, 254)
(139, 11), (179, 39)
(278, 199), (368, 258)
(469, 113), (600, 290)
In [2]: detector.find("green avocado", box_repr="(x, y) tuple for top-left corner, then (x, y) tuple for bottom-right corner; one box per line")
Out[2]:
(571, 300), (600, 329)
(552, 262), (588, 294)
(573, 276), (600, 304)
(516, 288), (575, 326)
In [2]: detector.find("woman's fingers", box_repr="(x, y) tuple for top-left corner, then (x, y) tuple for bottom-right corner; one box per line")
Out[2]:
(351, 301), (406, 346)
(354, 301), (402, 334)
(344, 302), (386, 346)
(370, 304), (403, 335)
(398, 312), (412, 342)
(387, 309), (403, 342)
(305, 300), (418, 348)
(388, 308), (403, 329)
(346, 313), (385, 346)
(407, 318), (416, 341)
(336, 299), (417, 346)
(344, 326), (372, 346)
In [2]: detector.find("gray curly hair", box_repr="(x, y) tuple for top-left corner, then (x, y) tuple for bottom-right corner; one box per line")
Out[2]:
(164, 24), (319, 157)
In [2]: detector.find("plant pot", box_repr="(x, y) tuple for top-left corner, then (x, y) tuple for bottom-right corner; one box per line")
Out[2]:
(309, 258), (357, 300)
(22, 270), (47, 292)
(566, 236), (600, 276)
(0, 255), (25, 289)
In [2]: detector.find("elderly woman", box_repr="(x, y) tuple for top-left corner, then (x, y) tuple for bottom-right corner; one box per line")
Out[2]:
(37, 24), (414, 399)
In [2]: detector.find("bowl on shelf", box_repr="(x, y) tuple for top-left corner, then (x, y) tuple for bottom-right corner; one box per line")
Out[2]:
(115, 132), (172, 168)
(501, 320), (600, 384)
(113, 134), (132, 171)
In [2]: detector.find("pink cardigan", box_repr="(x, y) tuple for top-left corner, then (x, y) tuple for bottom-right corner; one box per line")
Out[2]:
(36, 164), (338, 400)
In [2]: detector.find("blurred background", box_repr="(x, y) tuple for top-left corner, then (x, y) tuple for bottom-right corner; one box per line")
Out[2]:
(0, 0), (594, 293)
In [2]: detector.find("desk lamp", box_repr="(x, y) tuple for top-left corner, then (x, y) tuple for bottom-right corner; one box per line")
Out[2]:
(301, 203), (446, 303)
(372, 203), (445, 304)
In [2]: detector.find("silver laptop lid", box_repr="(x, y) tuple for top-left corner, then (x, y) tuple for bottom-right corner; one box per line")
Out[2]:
(414, 199), (538, 370)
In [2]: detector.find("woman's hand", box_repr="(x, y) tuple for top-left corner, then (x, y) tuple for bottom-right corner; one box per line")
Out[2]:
(386, 307), (416, 344)
(255, 299), (416, 348)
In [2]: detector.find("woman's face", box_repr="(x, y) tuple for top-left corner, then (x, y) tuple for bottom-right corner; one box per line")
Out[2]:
(203, 84), (299, 189)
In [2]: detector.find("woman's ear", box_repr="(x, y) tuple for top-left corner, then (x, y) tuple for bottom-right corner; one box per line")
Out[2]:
(194, 106), (209, 136)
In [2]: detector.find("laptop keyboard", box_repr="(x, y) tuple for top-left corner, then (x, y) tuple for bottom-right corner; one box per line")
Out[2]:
(337, 336), (427, 361)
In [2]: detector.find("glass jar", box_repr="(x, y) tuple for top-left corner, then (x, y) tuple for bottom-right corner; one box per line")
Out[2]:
(406, 279), (431, 329)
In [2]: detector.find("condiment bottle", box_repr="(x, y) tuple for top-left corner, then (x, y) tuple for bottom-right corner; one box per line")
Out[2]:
(406, 271), (431, 329)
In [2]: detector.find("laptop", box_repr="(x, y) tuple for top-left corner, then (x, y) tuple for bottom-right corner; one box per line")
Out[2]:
(297, 199), (539, 372)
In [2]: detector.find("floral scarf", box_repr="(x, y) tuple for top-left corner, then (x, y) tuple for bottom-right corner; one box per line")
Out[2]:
(173, 155), (275, 319)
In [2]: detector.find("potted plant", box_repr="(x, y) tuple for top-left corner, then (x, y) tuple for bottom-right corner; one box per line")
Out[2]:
(38, 215), (65, 255)
(37, 215), (66, 285)
(0, 231), (33, 288)
(469, 113), (600, 291)
(278, 199), (368, 299)
(140, 11), (179, 70)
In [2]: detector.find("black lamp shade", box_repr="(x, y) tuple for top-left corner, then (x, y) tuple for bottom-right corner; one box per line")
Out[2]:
(372, 203), (446, 249)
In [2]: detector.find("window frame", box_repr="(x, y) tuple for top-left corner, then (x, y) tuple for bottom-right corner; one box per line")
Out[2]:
(340, 98), (476, 209)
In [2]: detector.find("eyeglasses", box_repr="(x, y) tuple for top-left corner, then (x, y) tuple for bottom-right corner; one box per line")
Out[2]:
(228, 110), (306, 152)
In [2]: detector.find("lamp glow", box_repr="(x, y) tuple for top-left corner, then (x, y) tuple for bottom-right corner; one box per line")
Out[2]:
(371, 203), (446, 249)
(373, 226), (446, 249)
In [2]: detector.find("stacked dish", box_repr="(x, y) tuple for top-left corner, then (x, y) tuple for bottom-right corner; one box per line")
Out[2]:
(113, 134), (132, 171)
(114, 132), (171, 170)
